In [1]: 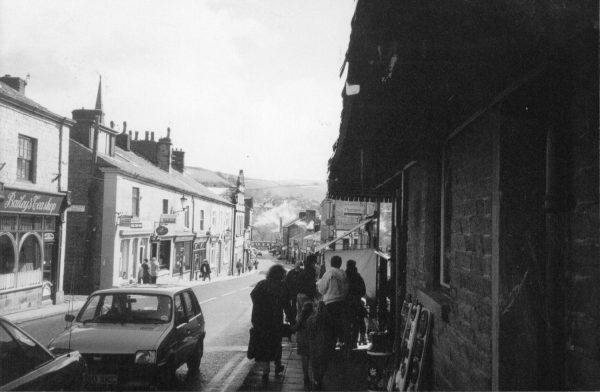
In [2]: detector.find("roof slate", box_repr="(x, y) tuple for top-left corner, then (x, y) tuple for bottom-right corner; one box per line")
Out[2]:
(95, 146), (232, 205)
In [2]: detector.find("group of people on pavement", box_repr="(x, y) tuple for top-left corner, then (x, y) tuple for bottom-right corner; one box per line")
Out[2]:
(137, 257), (159, 284)
(248, 253), (367, 390)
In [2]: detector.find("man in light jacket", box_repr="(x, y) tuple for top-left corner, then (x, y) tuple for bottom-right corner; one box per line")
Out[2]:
(317, 255), (349, 350)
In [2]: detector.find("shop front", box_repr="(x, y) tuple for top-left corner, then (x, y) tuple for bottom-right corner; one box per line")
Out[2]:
(192, 236), (209, 279)
(173, 234), (195, 280)
(0, 189), (68, 313)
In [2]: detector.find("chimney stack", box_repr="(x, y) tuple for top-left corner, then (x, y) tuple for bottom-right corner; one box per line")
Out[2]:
(151, 131), (154, 141)
(0, 75), (27, 94)
(123, 121), (127, 134)
(156, 128), (173, 172)
(145, 131), (149, 141)
(135, 131), (139, 140)
(110, 121), (114, 129)
(172, 149), (185, 173)
(116, 120), (131, 151)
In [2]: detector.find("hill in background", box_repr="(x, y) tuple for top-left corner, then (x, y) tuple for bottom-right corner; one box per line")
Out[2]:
(185, 166), (326, 240)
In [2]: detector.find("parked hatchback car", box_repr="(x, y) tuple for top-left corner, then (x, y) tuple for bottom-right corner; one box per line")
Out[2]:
(0, 316), (87, 391)
(48, 284), (205, 391)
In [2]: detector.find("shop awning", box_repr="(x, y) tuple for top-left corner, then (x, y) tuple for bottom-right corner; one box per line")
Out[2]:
(314, 216), (375, 252)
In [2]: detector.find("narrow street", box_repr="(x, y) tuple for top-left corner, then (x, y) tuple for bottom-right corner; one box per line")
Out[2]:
(19, 254), (291, 391)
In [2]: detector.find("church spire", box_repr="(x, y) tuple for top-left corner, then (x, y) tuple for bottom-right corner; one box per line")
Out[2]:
(95, 75), (104, 125)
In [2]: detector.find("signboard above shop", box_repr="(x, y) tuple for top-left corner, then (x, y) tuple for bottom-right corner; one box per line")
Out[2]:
(1, 190), (64, 215)
(160, 214), (177, 224)
(156, 226), (169, 236)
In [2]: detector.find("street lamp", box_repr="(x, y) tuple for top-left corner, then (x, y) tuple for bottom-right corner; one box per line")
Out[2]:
(172, 194), (188, 213)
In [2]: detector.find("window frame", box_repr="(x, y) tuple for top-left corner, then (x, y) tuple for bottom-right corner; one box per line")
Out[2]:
(200, 210), (204, 231)
(17, 135), (36, 182)
(132, 187), (140, 217)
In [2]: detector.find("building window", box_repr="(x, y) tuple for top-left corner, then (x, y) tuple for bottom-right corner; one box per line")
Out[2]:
(132, 187), (140, 217)
(17, 135), (35, 181)
(211, 211), (217, 230)
(200, 210), (204, 231)
(163, 199), (168, 214)
(219, 211), (223, 232)
(97, 131), (111, 155)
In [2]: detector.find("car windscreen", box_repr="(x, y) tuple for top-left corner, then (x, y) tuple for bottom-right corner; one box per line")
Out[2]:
(76, 293), (173, 324)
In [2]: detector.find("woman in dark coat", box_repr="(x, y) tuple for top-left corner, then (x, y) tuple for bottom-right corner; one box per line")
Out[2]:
(141, 259), (150, 284)
(346, 259), (367, 347)
(249, 264), (292, 381)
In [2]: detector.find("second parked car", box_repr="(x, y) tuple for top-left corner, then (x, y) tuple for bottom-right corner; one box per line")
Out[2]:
(48, 284), (205, 391)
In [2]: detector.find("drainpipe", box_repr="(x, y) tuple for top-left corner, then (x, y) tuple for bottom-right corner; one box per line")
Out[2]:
(544, 124), (568, 390)
(231, 207), (237, 275)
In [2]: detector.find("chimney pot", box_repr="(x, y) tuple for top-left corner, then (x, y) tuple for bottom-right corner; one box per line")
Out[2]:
(167, 127), (171, 139)
(110, 121), (114, 129)
(151, 131), (155, 141)
(145, 131), (149, 141)
(135, 131), (139, 140)
(128, 130), (132, 138)
(123, 121), (127, 134)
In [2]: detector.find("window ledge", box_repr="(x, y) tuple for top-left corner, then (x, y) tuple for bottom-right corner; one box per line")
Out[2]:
(415, 288), (452, 323)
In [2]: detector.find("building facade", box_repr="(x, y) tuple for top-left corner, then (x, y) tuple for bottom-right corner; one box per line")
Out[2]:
(327, 2), (598, 390)
(65, 85), (234, 293)
(0, 76), (74, 314)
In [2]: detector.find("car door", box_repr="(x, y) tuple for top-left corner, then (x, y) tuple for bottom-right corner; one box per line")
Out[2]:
(172, 293), (189, 366)
(181, 290), (202, 352)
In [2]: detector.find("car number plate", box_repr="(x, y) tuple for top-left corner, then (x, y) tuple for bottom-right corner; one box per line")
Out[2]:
(86, 374), (118, 385)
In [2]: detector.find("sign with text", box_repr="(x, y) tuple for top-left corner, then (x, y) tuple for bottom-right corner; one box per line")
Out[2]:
(130, 218), (142, 229)
(119, 215), (133, 226)
(1, 191), (64, 215)
(67, 205), (86, 213)
(342, 205), (364, 216)
(160, 214), (177, 224)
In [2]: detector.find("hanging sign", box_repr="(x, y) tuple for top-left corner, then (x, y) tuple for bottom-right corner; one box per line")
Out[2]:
(156, 225), (169, 236)
(119, 215), (133, 226)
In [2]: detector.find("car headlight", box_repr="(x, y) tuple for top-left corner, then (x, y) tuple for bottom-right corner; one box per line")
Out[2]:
(135, 350), (157, 364)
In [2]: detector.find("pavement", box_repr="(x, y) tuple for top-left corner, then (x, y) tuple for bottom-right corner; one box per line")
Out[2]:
(3, 267), (260, 325)
(239, 341), (370, 392)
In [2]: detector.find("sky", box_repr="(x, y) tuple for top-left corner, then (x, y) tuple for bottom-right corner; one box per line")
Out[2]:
(0, 0), (355, 182)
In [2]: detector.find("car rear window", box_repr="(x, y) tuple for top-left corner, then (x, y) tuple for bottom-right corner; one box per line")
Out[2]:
(77, 293), (173, 324)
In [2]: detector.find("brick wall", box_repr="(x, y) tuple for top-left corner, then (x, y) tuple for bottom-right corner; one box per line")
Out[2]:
(406, 119), (494, 390)
(564, 55), (599, 390)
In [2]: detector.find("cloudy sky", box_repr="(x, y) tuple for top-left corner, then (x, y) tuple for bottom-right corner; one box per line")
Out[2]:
(0, 0), (355, 181)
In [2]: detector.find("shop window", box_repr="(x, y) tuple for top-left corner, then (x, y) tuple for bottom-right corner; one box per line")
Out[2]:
(0, 215), (17, 231)
(132, 187), (140, 217)
(17, 135), (36, 182)
(163, 199), (168, 214)
(19, 235), (41, 271)
(200, 210), (204, 231)
(44, 216), (55, 231)
(0, 235), (16, 275)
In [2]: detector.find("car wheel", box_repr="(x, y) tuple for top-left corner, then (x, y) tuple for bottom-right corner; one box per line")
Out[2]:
(158, 356), (178, 388)
(187, 337), (204, 372)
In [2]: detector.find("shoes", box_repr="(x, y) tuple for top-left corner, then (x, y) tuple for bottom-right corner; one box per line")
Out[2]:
(275, 365), (285, 375)
(261, 374), (269, 382)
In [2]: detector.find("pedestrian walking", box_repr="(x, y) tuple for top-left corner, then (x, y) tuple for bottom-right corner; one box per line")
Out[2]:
(284, 260), (303, 323)
(254, 259), (258, 270)
(149, 257), (159, 284)
(236, 260), (242, 276)
(345, 259), (367, 348)
(306, 301), (330, 390)
(246, 259), (253, 273)
(294, 254), (319, 383)
(139, 258), (150, 284)
(247, 264), (293, 382)
(317, 255), (349, 350)
(201, 259), (211, 281)
(193, 256), (200, 280)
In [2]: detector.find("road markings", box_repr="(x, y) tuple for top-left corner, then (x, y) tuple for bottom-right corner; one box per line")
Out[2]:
(240, 286), (252, 290)
(219, 356), (252, 391)
(205, 352), (244, 391)
(200, 297), (216, 304)
(221, 291), (236, 296)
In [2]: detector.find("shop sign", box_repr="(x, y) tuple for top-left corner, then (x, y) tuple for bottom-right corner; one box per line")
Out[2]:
(210, 235), (219, 243)
(1, 191), (64, 215)
(130, 217), (142, 229)
(325, 217), (335, 226)
(156, 225), (169, 236)
(342, 205), (363, 216)
(174, 235), (195, 243)
(160, 214), (177, 224)
(44, 233), (55, 241)
(119, 215), (133, 226)
(67, 204), (86, 212)
(224, 232), (232, 241)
